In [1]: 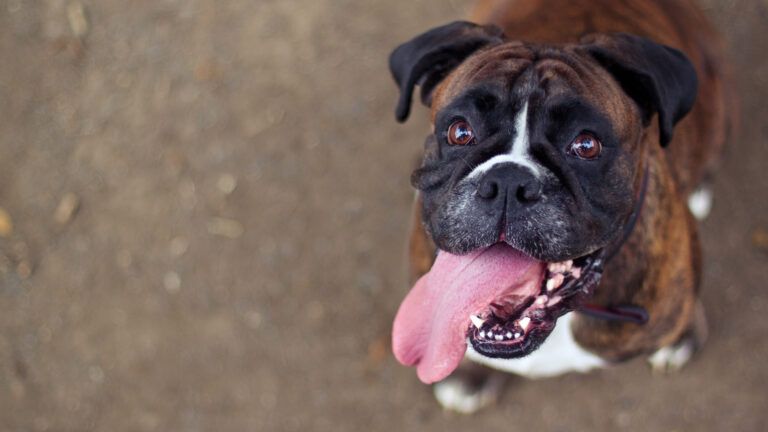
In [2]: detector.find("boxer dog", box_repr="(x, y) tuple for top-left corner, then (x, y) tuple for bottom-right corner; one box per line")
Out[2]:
(389, 0), (735, 413)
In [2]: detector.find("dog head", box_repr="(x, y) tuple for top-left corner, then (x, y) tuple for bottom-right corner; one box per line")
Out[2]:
(389, 21), (697, 380)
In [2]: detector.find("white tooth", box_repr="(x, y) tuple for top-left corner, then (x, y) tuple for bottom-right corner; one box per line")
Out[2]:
(506, 332), (513, 339)
(519, 317), (531, 330)
(487, 331), (493, 338)
(547, 296), (562, 307)
(547, 273), (565, 291)
(536, 295), (548, 305)
(571, 268), (582, 279)
(514, 333), (521, 338)
(479, 331), (486, 339)
(495, 334), (503, 341)
(470, 315), (484, 329)
(550, 274), (564, 289)
(563, 260), (573, 271)
(547, 263), (559, 272)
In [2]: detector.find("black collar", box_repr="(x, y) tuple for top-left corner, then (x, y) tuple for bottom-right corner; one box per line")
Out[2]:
(578, 166), (651, 325)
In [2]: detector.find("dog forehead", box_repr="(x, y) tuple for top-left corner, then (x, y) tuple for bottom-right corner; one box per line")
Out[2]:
(430, 42), (637, 138)
(431, 43), (535, 116)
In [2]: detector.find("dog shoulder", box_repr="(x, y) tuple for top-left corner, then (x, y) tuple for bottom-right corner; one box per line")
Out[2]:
(466, 313), (606, 379)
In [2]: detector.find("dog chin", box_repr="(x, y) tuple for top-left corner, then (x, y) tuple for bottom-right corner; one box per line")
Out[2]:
(465, 244), (605, 359)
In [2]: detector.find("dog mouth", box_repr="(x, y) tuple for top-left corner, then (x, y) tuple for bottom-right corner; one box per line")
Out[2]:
(391, 242), (604, 384)
(466, 250), (603, 358)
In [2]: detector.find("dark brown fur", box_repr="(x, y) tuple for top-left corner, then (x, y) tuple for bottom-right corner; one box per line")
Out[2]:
(470, 0), (736, 193)
(408, 0), (732, 360)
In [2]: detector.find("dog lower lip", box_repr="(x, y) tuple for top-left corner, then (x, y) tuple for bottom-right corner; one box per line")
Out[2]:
(467, 248), (604, 358)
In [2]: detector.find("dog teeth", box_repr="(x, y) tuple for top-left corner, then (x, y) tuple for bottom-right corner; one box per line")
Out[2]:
(570, 268), (582, 279)
(547, 295), (562, 307)
(548, 260), (575, 274)
(479, 329), (524, 340)
(546, 273), (565, 291)
(536, 295), (548, 305)
(469, 314), (484, 329)
(519, 317), (531, 331)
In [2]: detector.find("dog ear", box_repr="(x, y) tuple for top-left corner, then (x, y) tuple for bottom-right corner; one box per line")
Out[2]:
(390, 21), (505, 122)
(581, 33), (698, 147)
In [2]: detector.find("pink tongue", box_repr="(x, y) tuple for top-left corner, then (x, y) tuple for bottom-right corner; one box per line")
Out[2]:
(392, 243), (543, 383)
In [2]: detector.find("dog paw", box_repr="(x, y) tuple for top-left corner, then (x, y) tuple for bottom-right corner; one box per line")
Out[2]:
(688, 186), (713, 221)
(433, 374), (504, 414)
(647, 338), (695, 374)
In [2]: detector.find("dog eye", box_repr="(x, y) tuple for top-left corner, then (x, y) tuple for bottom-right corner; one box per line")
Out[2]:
(447, 120), (475, 146)
(568, 133), (602, 160)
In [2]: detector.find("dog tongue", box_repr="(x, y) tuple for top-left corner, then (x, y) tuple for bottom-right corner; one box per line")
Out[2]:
(392, 243), (543, 383)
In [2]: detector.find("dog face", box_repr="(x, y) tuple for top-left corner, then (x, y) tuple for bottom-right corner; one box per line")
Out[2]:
(416, 45), (639, 261)
(392, 22), (697, 262)
(389, 22), (698, 366)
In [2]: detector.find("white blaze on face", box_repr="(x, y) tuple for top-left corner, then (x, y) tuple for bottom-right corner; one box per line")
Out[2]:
(467, 101), (541, 180)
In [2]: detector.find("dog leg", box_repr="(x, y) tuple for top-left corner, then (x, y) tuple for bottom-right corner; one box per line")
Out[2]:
(648, 338), (696, 373)
(648, 300), (708, 373)
(433, 361), (507, 414)
(687, 185), (713, 221)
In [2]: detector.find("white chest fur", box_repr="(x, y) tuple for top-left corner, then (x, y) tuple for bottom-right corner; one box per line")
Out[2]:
(465, 312), (606, 379)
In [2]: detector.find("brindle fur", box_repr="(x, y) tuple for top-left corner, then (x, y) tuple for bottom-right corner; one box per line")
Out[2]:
(407, 0), (732, 360)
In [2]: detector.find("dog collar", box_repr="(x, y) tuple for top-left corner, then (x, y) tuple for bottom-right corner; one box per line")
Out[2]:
(579, 165), (651, 325)
(578, 303), (649, 324)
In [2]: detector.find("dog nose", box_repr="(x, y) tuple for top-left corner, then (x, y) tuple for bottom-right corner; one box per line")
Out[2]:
(476, 165), (542, 204)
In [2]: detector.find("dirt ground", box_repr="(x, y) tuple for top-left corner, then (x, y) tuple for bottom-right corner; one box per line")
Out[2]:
(1, 0), (767, 431)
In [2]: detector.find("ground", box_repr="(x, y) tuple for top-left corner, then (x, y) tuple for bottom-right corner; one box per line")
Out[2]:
(0, 0), (767, 431)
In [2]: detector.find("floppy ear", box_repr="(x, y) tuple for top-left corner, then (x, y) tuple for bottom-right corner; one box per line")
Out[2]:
(390, 21), (504, 122)
(581, 33), (698, 147)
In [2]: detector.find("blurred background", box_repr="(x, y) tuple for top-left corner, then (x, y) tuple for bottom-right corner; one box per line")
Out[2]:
(1, 0), (766, 430)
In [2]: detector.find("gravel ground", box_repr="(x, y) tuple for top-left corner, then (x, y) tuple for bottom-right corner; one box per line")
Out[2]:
(1, 1), (767, 431)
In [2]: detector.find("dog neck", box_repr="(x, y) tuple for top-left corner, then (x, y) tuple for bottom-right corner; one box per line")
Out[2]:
(571, 143), (701, 361)
(577, 162), (651, 324)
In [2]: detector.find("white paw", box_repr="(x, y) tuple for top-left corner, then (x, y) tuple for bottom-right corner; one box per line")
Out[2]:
(648, 339), (695, 374)
(433, 375), (503, 414)
(688, 187), (713, 221)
